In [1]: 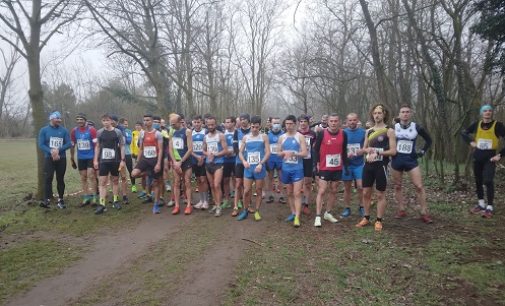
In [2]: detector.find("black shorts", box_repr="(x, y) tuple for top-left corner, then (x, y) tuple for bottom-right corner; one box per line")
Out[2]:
(318, 170), (342, 182)
(303, 159), (313, 177)
(235, 164), (245, 179)
(99, 162), (120, 177)
(180, 159), (192, 171)
(135, 158), (163, 179)
(206, 163), (223, 175)
(391, 156), (418, 172)
(223, 163), (235, 178)
(362, 162), (388, 192)
(78, 159), (93, 171)
(192, 164), (207, 177)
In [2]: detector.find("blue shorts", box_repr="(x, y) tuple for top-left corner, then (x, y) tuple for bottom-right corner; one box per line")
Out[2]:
(391, 156), (418, 172)
(267, 159), (283, 171)
(342, 164), (364, 181)
(244, 165), (267, 180)
(281, 168), (304, 185)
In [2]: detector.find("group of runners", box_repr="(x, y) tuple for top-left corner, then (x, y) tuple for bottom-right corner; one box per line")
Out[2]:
(38, 103), (504, 231)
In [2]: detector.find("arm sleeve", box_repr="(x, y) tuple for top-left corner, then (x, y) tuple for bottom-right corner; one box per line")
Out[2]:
(313, 131), (324, 164)
(416, 125), (432, 152)
(496, 122), (505, 156)
(38, 128), (52, 155)
(116, 129), (125, 145)
(70, 128), (76, 144)
(233, 130), (239, 153)
(61, 129), (72, 151)
(461, 122), (478, 144)
(342, 131), (349, 168)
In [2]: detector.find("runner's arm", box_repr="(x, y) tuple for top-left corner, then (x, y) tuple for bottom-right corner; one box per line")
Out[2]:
(313, 131), (324, 164)
(416, 125), (433, 153)
(342, 131), (349, 169)
(461, 122), (478, 144)
(495, 122), (505, 156)
(182, 129), (193, 162)
(216, 133), (228, 157)
(238, 135), (247, 163)
(38, 128), (52, 155)
(261, 134), (270, 165)
(233, 129), (239, 154)
(61, 129), (72, 152)
(70, 128), (76, 160)
(381, 128), (397, 157)
(156, 132), (163, 166)
(298, 134), (308, 158)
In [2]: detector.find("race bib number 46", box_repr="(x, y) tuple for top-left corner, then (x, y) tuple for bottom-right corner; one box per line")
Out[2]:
(397, 140), (413, 154)
(476, 139), (493, 150)
(143, 146), (157, 158)
(247, 152), (261, 165)
(193, 141), (203, 153)
(326, 154), (341, 168)
(77, 139), (91, 151)
(102, 148), (116, 160)
(49, 137), (63, 149)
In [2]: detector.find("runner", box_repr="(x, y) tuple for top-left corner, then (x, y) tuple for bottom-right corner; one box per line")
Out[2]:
(38, 111), (72, 208)
(265, 117), (285, 204)
(313, 114), (348, 227)
(191, 115), (209, 209)
(314, 114), (328, 133)
(168, 113), (194, 215)
(232, 113), (251, 216)
(355, 104), (396, 231)
(278, 115), (308, 227)
(297, 114), (316, 215)
(341, 113), (366, 218)
(222, 116), (236, 210)
(130, 121), (142, 192)
(204, 116), (229, 217)
(70, 113), (97, 207)
(131, 114), (164, 214)
(93, 113), (126, 214)
(462, 104), (505, 218)
(392, 105), (433, 223)
(237, 115), (271, 221)
(118, 118), (133, 205)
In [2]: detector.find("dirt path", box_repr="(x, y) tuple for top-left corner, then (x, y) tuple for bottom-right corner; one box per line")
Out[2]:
(6, 209), (194, 306)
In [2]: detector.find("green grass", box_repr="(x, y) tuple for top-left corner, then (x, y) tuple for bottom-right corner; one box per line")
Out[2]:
(0, 239), (83, 304)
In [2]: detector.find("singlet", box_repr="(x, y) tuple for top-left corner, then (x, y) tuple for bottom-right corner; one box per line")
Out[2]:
(344, 127), (365, 166)
(280, 133), (303, 171)
(224, 130), (236, 164)
(366, 127), (389, 164)
(268, 130), (284, 163)
(192, 129), (206, 164)
(205, 132), (224, 164)
(72, 127), (95, 160)
(319, 129), (344, 171)
(97, 128), (124, 163)
(141, 129), (162, 160)
(298, 129), (316, 160)
(172, 127), (188, 161)
(244, 133), (265, 166)
(475, 120), (499, 150)
(394, 122), (419, 160)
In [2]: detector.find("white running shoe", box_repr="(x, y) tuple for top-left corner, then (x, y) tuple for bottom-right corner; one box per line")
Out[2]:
(314, 216), (322, 227)
(201, 201), (209, 210)
(215, 207), (222, 217)
(209, 205), (217, 214)
(323, 211), (338, 223)
(194, 201), (203, 209)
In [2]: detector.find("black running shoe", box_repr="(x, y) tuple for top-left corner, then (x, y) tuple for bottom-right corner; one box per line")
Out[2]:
(95, 205), (107, 215)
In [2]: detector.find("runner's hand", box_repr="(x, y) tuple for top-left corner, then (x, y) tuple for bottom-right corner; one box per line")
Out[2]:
(243, 161), (250, 169)
(155, 163), (161, 173)
(93, 160), (99, 170)
(254, 163), (262, 173)
(490, 154), (501, 163)
(470, 141), (477, 148)
(71, 159), (77, 169)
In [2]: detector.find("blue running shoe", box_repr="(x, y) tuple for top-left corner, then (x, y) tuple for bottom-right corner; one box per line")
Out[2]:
(359, 206), (365, 217)
(236, 209), (249, 221)
(341, 207), (351, 218)
(152, 203), (161, 214)
(285, 214), (295, 222)
(137, 191), (147, 199)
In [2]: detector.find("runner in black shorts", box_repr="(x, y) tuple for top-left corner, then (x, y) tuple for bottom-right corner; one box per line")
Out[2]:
(356, 104), (396, 232)
(222, 117), (236, 209)
(298, 114), (316, 215)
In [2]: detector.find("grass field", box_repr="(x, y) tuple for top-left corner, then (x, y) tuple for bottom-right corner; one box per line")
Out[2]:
(1, 139), (504, 305)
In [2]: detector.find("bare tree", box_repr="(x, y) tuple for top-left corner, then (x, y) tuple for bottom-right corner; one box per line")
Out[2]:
(0, 42), (20, 120)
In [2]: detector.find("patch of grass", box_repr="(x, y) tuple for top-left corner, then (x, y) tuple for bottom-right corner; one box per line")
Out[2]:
(0, 239), (83, 304)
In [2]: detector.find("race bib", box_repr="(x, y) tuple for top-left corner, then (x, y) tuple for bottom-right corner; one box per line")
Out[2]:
(247, 152), (261, 165)
(476, 139), (493, 150)
(368, 148), (384, 162)
(143, 146), (157, 158)
(77, 139), (91, 151)
(102, 148), (116, 160)
(49, 137), (63, 149)
(325, 154), (341, 168)
(397, 140), (413, 154)
(193, 141), (203, 153)
(347, 143), (361, 156)
(285, 151), (299, 164)
(270, 144), (279, 154)
(173, 137), (184, 150)
(207, 142), (218, 153)
(304, 137), (311, 159)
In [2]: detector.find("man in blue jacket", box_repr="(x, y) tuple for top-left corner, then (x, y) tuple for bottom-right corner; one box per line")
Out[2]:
(38, 111), (72, 209)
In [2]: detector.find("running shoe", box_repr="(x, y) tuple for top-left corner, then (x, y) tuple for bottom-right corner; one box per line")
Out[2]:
(293, 216), (300, 227)
(374, 221), (383, 232)
(341, 207), (351, 218)
(57, 199), (66, 209)
(158, 198), (165, 207)
(421, 214), (433, 224)
(314, 216), (322, 227)
(122, 195), (129, 205)
(230, 190), (235, 198)
(167, 199), (175, 207)
(266, 195), (274, 203)
(79, 197), (90, 208)
(209, 205), (218, 214)
(201, 201), (209, 210)
(237, 209), (248, 221)
(194, 201), (203, 209)
(323, 212), (338, 223)
(279, 197), (287, 204)
(482, 209), (493, 219)
(237, 200), (243, 209)
(355, 218), (370, 228)
(215, 207), (222, 217)
(358, 206), (365, 217)
(254, 211), (262, 221)
(470, 205), (485, 214)
(112, 201), (122, 210)
(220, 200), (231, 209)
(131, 185), (137, 193)
(152, 203), (161, 214)
(137, 191), (147, 198)
(184, 205), (193, 215)
(285, 214), (295, 222)
(172, 206), (180, 215)
(142, 196), (153, 204)
(231, 208), (239, 217)
(302, 205), (311, 216)
(394, 210), (407, 219)
(165, 182), (172, 192)
(95, 205), (106, 215)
